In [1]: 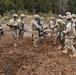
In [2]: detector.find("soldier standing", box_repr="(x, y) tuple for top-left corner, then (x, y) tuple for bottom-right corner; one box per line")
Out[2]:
(31, 15), (42, 47)
(7, 14), (18, 47)
(0, 15), (4, 43)
(18, 14), (25, 44)
(55, 19), (65, 49)
(0, 25), (4, 43)
(49, 17), (56, 36)
(63, 15), (76, 57)
(72, 14), (76, 30)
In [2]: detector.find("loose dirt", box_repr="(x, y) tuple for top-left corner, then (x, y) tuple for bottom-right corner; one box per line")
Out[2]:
(0, 29), (76, 75)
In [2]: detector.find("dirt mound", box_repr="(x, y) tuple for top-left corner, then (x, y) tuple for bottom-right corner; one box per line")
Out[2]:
(0, 32), (76, 75)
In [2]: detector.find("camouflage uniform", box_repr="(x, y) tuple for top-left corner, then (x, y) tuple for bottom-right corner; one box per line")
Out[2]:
(49, 17), (56, 36)
(55, 15), (63, 35)
(55, 19), (66, 49)
(18, 14), (25, 44)
(7, 14), (18, 46)
(31, 15), (41, 47)
(72, 14), (76, 34)
(63, 15), (76, 57)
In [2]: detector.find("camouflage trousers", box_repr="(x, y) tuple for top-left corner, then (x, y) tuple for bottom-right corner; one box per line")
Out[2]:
(32, 31), (39, 46)
(50, 28), (55, 36)
(18, 29), (24, 43)
(65, 38), (76, 53)
(11, 29), (18, 45)
(19, 30), (24, 38)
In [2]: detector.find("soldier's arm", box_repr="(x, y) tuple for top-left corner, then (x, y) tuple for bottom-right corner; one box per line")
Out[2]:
(63, 24), (71, 34)
(7, 19), (13, 28)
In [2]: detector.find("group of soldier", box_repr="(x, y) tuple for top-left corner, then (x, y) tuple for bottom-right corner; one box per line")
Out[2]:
(31, 12), (76, 57)
(0, 12), (76, 57)
(0, 14), (25, 47)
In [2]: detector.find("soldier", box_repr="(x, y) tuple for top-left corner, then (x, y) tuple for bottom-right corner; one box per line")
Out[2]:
(7, 14), (18, 47)
(49, 17), (56, 36)
(37, 17), (48, 39)
(0, 15), (4, 41)
(55, 16), (63, 33)
(18, 14), (25, 44)
(31, 15), (42, 47)
(54, 15), (63, 36)
(72, 14), (76, 30)
(0, 25), (4, 42)
(63, 15), (76, 57)
(55, 19), (65, 50)
(72, 14), (76, 37)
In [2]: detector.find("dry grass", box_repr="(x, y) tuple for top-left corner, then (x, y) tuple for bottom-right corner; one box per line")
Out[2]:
(0, 15), (54, 25)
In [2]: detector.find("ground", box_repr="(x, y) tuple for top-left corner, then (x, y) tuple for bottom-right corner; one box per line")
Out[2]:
(0, 27), (76, 75)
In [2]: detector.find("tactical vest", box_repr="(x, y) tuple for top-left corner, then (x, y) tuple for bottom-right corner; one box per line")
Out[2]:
(32, 20), (39, 31)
